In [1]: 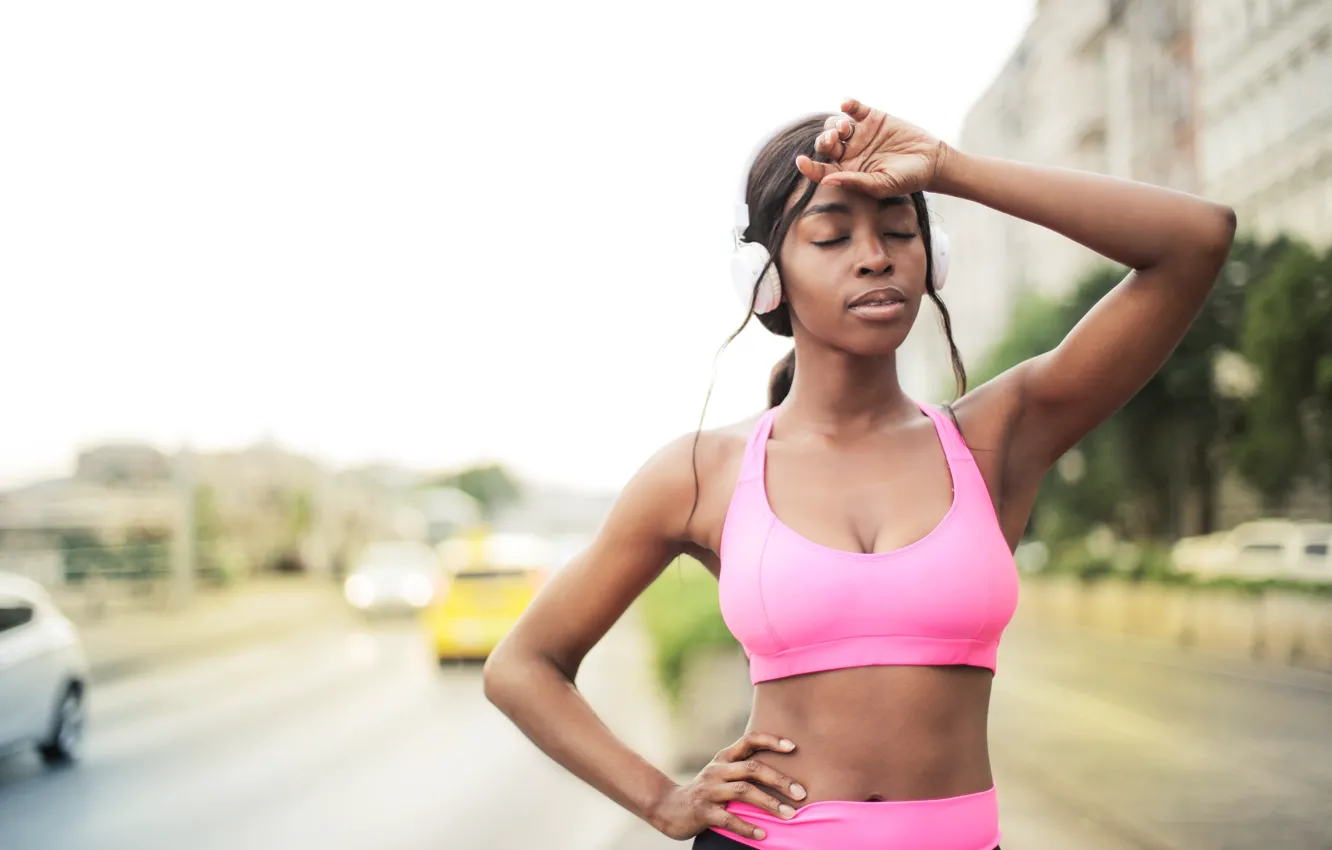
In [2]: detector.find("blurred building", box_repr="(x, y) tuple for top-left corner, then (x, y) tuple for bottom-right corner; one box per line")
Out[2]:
(906, 0), (1198, 397)
(911, 0), (1332, 398)
(1195, 0), (1332, 246)
(191, 441), (327, 575)
(75, 442), (173, 487)
(0, 439), (404, 585)
(0, 436), (601, 585)
(0, 479), (175, 554)
(901, 0), (1332, 529)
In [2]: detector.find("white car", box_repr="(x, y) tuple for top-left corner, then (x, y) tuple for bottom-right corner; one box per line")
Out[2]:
(343, 541), (444, 615)
(1173, 520), (1332, 582)
(0, 573), (89, 766)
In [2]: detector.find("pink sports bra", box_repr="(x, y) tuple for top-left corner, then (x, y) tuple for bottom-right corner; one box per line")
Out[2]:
(717, 401), (1020, 684)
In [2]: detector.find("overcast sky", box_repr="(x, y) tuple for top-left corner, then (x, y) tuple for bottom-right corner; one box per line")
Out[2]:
(1, 0), (1034, 493)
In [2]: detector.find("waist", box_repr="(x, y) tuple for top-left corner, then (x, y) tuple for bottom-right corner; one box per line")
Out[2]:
(714, 785), (1001, 850)
(748, 665), (993, 804)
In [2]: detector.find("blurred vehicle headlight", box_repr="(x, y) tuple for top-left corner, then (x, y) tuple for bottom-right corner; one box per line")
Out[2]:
(402, 574), (434, 607)
(344, 575), (376, 608)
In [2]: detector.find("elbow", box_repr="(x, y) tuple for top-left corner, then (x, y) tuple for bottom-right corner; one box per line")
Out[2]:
(482, 640), (521, 709)
(1202, 203), (1238, 259)
(482, 637), (561, 710)
(1167, 202), (1236, 281)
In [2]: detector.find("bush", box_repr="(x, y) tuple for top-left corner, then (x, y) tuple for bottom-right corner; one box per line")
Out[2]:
(1119, 542), (1191, 584)
(1043, 541), (1115, 582)
(1193, 576), (1332, 598)
(638, 556), (739, 706)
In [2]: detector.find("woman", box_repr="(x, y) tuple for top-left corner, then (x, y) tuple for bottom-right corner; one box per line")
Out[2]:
(483, 98), (1235, 849)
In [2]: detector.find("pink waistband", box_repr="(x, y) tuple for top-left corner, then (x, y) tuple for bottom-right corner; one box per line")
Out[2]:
(712, 785), (1000, 850)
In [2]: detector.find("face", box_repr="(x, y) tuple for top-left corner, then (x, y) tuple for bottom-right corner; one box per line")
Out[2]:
(776, 182), (928, 356)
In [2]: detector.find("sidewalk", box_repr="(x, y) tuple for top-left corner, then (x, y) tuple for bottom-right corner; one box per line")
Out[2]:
(69, 576), (352, 683)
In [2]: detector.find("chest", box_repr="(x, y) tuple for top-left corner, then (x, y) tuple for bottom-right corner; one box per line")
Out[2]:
(761, 426), (955, 557)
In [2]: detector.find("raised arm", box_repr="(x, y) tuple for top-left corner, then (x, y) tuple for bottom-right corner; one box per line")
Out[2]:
(796, 98), (1237, 477)
(933, 148), (1236, 466)
(482, 432), (805, 842)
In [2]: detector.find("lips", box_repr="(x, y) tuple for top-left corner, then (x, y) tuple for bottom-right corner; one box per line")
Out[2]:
(848, 286), (907, 308)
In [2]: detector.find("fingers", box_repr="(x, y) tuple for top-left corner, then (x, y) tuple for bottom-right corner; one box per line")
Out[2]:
(840, 97), (873, 122)
(815, 125), (851, 158)
(812, 123), (855, 163)
(795, 154), (838, 184)
(719, 759), (807, 802)
(799, 119), (858, 184)
(697, 733), (804, 841)
(821, 115), (854, 142)
(710, 808), (768, 842)
(822, 169), (899, 199)
(710, 780), (795, 821)
(719, 732), (795, 763)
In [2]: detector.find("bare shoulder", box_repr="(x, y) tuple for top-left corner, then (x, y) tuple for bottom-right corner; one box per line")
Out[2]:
(489, 413), (764, 674)
(641, 413), (761, 557)
(696, 414), (761, 471)
(651, 414), (757, 479)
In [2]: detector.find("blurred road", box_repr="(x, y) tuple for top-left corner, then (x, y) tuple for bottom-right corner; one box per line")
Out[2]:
(986, 618), (1332, 850)
(0, 612), (671, 850)
(3, 608), (1329, 850)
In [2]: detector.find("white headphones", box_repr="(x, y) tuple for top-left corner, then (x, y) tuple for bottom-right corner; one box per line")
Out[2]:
(730, 198), (951, 315)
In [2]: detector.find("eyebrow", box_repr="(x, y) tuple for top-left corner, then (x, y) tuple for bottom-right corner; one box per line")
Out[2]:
(800, 195), (912, 219)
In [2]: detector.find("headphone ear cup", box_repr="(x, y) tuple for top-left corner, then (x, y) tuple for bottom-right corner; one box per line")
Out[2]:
(731, 242), (783, 314)
(930, 227), (950, 292)
(754, 262), (782, 314)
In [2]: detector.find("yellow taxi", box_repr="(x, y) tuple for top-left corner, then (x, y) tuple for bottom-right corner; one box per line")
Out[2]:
(425, 531), (552, 662)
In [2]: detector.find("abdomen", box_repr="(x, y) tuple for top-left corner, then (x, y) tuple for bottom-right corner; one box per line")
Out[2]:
(744, 665), (995, 807)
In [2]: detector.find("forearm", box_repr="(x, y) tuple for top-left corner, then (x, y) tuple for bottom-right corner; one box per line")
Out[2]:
(484, 651), (677, 830)
(931, 147), (1235, 274)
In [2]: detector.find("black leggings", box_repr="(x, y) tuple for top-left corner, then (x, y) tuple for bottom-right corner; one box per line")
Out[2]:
(692, 830), (999, 849)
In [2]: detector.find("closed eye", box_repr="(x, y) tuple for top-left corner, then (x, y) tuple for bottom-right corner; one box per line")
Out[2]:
(812, 232), (917, 247)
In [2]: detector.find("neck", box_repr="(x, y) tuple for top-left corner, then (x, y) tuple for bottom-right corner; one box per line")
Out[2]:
(779, 337), (916, 437)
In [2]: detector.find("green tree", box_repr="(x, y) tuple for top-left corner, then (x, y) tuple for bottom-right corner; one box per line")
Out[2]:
(973, 270), (1137, 540)
(193, 484), (239, 582)
(1115, 235), (1262, 537)
(430, 464), (522, 521)
(1237, 241), (1332, 513)
(973, 249), (1258, 541)
(972, 289), (1066, 387)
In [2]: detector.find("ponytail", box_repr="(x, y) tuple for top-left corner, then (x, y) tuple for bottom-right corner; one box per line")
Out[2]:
(767, 349), (795, 408)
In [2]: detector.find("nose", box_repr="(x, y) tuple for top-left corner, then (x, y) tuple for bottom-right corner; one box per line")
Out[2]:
(857, 244), (893, 278)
